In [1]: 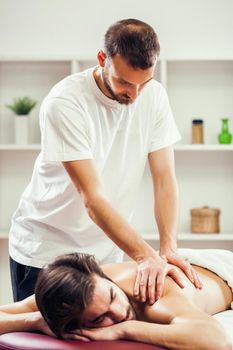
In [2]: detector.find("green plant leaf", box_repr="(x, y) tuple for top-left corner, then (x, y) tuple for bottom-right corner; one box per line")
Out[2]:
(6, 96), (37, 115)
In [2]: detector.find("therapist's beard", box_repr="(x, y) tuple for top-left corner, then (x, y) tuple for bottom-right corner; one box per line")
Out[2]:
(102, 69), (133, 105)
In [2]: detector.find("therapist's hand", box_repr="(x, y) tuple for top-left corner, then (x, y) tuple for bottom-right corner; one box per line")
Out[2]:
(161, 252), (203, 290)
(134, 255), (185, 305)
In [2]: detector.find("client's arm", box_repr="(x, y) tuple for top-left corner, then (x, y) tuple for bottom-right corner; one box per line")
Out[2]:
(0, 295), (52, 335)
(123, 293), (230, 350)
(76, 291), (231, 350)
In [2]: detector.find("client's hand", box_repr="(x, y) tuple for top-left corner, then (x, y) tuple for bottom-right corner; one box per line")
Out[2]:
(161, 252), (203, 290)
(134, 255), (185, 304)
(63, 322), (125, 341)
(32, 311), (55, 337)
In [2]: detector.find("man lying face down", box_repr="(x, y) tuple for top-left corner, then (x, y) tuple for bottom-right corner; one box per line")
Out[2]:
(35, 253), (136, 335)
(34, 251), (232, 349)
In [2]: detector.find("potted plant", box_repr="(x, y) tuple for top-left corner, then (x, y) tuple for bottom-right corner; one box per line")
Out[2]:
(6, 96), (37, 145)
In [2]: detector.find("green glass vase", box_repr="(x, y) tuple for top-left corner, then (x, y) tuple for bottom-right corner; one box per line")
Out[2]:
(218, 118), (232, 144)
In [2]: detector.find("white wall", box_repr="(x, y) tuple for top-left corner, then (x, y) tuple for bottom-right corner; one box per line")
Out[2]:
(0, 0), (233, 59)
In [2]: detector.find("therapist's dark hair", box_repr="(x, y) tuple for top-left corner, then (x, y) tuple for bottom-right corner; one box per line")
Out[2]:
(35, 252), (109, 338)
(104, 18), (160, 69)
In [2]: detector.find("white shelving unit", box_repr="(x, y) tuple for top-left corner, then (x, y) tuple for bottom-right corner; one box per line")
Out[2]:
(0, 58), (233, 243)
(2, 229), (233, 242)
(140, 232), (233, 251)
(141, 232), (233, 241)
(1, 143), (233, 151)
(0, 57), (233, 304)
(0, 231), (8, 239)
(0, 144), (41, 150)
(131, 59), (233, 251)
(174, 144), (233, 151)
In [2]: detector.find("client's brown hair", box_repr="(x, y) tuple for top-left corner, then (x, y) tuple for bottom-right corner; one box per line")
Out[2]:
(35, 252), (108, 338)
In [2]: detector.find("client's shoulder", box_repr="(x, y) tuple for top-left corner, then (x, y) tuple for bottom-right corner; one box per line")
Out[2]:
(102, 261), (137, 296)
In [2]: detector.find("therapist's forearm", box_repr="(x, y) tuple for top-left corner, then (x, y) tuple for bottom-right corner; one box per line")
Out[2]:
(154, 173), (179, 254)
(85, 192), (158, 263)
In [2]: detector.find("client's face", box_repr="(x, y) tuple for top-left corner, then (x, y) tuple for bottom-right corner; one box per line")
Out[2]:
(81, 275), (136, 328)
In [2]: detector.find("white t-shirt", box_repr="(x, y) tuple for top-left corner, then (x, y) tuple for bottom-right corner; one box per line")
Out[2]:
(9, 67), (181, 268)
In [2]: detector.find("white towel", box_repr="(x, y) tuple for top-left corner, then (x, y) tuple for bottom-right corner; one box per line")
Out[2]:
(213, 310), (233, 343)
(178, 248), (233, 309)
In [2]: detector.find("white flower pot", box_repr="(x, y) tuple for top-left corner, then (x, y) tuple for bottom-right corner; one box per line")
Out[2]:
(14, 115), (29, 145)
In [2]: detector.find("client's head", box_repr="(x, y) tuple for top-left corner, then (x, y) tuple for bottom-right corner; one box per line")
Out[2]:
(35, 252), (135, 338)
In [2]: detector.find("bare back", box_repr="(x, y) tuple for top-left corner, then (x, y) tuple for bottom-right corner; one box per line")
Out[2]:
(102, 261), (233, 324)
(1, 259), (231, 333)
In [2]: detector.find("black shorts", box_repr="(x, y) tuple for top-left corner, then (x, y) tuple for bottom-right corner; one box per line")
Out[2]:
(10, 256), (41, 302)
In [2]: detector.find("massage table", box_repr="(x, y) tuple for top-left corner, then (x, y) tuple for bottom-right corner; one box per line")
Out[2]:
(0, 332), (166, 350)
(0, 311), (232, 349)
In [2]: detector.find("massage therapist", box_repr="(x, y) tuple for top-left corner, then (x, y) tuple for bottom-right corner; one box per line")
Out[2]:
(9, 18), (202, 304)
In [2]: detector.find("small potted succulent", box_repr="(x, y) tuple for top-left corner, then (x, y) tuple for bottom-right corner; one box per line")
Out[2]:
(6, 96), (37, 145)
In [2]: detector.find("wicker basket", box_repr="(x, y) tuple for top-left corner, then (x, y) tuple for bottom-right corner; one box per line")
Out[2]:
(190, 206), (220, 233)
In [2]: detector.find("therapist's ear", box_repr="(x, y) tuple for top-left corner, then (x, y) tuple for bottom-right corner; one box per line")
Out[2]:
(97, 50), (107, 67)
